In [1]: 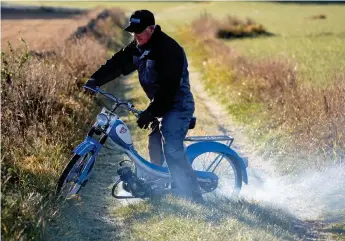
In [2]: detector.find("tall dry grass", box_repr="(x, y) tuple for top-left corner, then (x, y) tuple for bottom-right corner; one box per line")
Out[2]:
(1, 8), (126, 240)
(72, 8), (129, 49)
(1, 37), (107, 241)
(182, 13), (345, 169)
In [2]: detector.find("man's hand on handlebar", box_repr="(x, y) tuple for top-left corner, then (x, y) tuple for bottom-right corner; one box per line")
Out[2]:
(137, 110), (155, 129)
(84, 78), (98, 95)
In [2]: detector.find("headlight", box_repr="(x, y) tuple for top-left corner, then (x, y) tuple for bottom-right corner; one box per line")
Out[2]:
(96, 113), (109, 127)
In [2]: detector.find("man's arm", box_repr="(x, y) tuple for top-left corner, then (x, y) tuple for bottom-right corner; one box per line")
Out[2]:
(91, 41), (137, 86)
(146, 41), (184, 117)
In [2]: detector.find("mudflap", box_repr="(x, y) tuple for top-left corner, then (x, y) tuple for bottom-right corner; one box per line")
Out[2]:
(186, 141), (248, 185)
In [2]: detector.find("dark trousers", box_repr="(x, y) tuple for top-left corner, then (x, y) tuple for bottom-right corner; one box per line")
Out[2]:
(148, 109), (201, 198)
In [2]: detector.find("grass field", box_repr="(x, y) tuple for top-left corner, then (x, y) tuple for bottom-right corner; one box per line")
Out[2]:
(157, 2), (345, 85)
(216, 2), (345, 85)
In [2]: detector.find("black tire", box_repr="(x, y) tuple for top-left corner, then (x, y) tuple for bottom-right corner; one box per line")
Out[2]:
(55, 152), (94, 199)
(191, 151), (242, 198)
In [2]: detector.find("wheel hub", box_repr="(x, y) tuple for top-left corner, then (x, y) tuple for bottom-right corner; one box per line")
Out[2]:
(199, 179), (218, 193)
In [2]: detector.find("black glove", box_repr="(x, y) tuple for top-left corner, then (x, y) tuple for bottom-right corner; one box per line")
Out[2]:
(84, 78), (98, 95)
(137, 110), (155, 129)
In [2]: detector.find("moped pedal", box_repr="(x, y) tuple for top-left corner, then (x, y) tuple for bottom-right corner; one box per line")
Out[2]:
(111, 179), (142, 199)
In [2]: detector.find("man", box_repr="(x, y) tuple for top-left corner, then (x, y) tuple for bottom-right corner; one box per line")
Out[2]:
(85, 10), (202, 202)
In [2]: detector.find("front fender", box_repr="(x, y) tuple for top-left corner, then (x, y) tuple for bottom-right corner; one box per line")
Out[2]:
(186, 141), (248, 184)
(73, 137), (101, 156)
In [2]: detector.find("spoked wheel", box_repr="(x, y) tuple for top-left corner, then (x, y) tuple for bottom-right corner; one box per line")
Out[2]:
(55, 152), (94, 200)
(192, 151), (242, 199)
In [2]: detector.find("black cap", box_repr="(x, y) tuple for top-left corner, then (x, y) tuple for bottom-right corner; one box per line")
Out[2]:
(124, 10), (155, 34)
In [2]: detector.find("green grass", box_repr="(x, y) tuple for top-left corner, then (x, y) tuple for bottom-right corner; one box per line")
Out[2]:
(228, 35), (345, 85)
(217, 3), (345, 85)
(114, 196), (310, 241)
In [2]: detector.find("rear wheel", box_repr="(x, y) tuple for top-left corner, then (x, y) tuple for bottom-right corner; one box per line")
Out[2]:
(192, 151), (242, 199)
(55, 152), (94, 200)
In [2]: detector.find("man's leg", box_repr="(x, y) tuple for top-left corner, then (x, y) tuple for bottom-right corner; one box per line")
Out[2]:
(160, 110), (202, 201)
(148, 119), (164, 166)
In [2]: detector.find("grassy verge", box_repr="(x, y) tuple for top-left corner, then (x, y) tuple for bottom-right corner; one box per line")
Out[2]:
(175, 12), (344, 173)
(1, 8), (127, 240)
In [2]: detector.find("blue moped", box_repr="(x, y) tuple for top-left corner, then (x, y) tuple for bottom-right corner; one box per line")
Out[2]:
(56, 87), (248, 200)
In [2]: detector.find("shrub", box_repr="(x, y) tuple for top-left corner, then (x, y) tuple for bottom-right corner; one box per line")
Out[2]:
(217, 16), (273, 39)
(310, 14), (327, 19)
(191, 13), (274, 40)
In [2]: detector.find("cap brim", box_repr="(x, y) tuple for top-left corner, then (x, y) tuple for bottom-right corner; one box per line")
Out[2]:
(124, 24), (146, 33)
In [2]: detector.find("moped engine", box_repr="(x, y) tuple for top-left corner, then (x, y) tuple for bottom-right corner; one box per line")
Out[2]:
(117, 166), (149, 198)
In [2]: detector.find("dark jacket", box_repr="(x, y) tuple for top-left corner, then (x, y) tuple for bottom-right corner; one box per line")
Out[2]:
(91, 25), (194, 117)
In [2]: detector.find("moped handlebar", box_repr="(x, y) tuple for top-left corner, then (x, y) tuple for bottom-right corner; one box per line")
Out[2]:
(83, 85), (142, 116)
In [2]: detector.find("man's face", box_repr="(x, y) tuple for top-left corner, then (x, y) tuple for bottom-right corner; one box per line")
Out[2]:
(134, 26), (154, 46)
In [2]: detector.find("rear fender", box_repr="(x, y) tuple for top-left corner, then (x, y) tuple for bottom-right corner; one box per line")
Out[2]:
(186, 141), (248, 184)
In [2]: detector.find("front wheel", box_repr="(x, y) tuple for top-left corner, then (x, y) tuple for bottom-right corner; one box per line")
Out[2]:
(55, 152), (95, 200)
(192, 151), (242, 199)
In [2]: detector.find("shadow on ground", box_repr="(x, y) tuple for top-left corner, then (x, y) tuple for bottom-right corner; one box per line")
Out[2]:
(116, 196), (321, 240)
